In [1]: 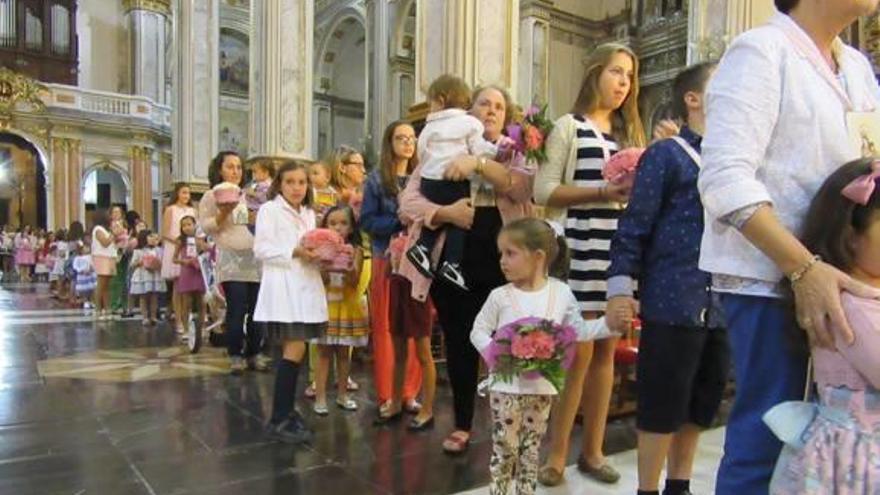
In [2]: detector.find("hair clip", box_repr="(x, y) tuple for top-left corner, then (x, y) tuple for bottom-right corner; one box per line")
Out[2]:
(841, 160), (880, 205)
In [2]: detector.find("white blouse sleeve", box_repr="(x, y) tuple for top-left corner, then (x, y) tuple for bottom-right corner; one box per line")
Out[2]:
(253, 204), (295, 268)
(470, 289), (501, 360)
(698, 33), (782, 221)
(561, 288), (614, 341)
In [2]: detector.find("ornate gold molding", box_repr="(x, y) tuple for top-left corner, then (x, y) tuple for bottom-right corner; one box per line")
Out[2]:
(0, 68), (47, 118)
(123, 0), (171, 16)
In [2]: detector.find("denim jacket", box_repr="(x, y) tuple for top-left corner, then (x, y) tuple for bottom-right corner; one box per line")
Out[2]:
(607, 127), (724, 328)
(360, 170), (405, 257)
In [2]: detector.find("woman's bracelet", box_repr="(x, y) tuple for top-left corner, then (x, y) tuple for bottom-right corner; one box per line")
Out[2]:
(476, 156), (486, 176)
(788, 255), (821, 285)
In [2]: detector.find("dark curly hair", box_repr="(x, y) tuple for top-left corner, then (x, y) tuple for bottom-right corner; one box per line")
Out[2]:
(775, 0), (799, 14)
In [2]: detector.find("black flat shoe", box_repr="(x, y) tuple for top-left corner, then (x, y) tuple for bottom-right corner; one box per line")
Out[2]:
(373, 411), (403, 426)
(407, 416), (434, 431)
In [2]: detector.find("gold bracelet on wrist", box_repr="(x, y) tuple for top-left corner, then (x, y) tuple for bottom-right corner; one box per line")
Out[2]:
(476, 157), (486, 175)
(788, 255), (821, 285)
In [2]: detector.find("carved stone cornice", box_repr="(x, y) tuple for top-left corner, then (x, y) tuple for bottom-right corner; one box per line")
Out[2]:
(123, 0), (171, 16)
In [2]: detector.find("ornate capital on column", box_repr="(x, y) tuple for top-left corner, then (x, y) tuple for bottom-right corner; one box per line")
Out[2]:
(123, 0), (171, 16)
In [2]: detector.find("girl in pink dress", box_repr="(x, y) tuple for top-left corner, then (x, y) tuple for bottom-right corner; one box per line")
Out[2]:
(162, 183), (196, 332)
(173, 215), (206, 339)
(766, 158), (880, 494)
(14, 225), (35, 282)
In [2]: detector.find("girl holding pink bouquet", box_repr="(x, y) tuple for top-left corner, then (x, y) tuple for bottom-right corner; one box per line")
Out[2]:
(470, 217), (614, 495)
(310, 205), (367, 414)
(130, 230), (165, 326)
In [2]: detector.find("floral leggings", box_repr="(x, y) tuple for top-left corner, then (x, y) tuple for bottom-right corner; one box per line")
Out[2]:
(489, 392), (553, 495)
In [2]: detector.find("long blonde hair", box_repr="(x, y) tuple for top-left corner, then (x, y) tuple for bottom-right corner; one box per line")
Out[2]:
(572, 43), (646, 148)
(327, 145), (362, 190)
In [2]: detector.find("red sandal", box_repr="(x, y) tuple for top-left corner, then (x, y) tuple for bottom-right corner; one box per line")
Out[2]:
(442, 430), (470, 455)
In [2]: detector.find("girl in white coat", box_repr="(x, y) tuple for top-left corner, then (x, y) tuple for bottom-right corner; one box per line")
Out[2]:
(253, 160), (328, 444)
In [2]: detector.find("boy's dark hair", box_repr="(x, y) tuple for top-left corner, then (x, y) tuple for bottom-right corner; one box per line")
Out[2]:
(136, 229), (151, 249)
(775, 0), (799, 14)
(427, 74), (472, 110)
(269, 159), (314, 206)
(802, 157), (880, 274)
(672, 62), (716, 122)
(320, 204), (362, 247)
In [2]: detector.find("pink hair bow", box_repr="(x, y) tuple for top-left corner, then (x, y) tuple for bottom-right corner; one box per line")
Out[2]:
(841, 161), (880, 205)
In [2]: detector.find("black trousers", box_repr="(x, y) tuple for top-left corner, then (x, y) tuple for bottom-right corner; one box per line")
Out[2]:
(430, 207), (505, 431)
(222, 281), (263, 358)
(417, 178), (470, 265)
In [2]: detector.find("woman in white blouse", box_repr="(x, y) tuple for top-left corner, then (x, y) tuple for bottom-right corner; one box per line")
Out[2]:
(698, 1), (880, 493)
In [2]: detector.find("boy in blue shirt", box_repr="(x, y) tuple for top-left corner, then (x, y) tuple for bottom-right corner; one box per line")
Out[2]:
(606, 62), (729, 495)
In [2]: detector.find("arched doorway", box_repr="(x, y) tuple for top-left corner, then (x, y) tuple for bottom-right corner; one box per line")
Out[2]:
(0, 132), (47, 230)
(82, 163), (130, 228)
(314, 14), (367, 158)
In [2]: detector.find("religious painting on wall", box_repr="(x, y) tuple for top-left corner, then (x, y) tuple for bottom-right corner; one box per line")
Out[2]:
(219, 29), (249, 96)
(219, 108), (248, 156)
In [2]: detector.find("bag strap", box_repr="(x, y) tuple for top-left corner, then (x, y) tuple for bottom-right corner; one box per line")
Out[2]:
(670, 136), (702, 169)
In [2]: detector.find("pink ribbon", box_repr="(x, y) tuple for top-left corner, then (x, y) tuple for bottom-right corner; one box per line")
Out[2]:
(841, 161), (880, 205)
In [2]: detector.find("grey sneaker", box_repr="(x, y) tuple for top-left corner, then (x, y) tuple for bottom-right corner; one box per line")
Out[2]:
(229, 356), (246, 375)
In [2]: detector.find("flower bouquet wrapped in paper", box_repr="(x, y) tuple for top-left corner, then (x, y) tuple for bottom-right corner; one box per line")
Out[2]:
(326, 243), (355, 272)
(602, 147), (645, 188)
(482, 316), (579, 393)
(213, 182), (242, 205)
(142, 253), (162, 271)
(387, 233), (409, 273)
(300, 228), (345, 263)
(498, 104), (555, 173)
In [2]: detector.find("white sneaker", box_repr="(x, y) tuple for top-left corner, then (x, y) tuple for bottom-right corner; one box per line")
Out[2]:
(405, 244), (434, 279)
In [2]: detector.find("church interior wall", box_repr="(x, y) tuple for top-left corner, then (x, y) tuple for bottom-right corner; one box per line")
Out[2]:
(76, 0), (129, 94)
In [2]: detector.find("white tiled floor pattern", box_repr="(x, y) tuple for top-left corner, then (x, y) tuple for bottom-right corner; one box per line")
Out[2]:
(457, 427), (725, 495)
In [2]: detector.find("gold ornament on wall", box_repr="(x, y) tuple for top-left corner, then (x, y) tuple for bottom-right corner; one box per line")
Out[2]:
(0, 68), (48, 118)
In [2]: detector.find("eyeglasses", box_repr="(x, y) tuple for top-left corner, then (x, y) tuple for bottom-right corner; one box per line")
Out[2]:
(344, 161), (365, 170)
(394, 136), (417, 144)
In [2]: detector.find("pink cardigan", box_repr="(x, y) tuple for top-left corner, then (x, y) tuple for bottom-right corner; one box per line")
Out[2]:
(397, 162), (534, 301)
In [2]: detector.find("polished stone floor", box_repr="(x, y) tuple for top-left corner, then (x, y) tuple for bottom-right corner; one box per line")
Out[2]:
(0, 282), (726, 494)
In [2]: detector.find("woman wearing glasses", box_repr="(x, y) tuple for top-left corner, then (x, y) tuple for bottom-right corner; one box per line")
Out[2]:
(398, 85), (535, 453)
(362, 120), (434, 427)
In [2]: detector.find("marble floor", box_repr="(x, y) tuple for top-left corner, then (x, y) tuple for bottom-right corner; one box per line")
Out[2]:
(0, 282), (726, 495)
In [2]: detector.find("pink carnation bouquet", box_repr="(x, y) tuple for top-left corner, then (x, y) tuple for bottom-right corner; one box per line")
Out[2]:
(301, 228), (356, 271)
(602, 147), (645, 188)
(482, 317), (578, 393)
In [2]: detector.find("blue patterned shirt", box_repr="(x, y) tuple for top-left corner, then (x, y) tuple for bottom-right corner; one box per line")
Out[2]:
(606, 127), (724, 329)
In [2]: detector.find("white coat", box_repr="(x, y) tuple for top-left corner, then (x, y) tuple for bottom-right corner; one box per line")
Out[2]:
(252, 195), (327, 324)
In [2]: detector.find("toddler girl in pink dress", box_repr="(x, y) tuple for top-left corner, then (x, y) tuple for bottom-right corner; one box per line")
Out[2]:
(765, 158), (880, 494)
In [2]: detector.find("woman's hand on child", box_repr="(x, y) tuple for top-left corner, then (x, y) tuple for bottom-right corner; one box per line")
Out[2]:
(603, 183), (631, 203)
(793, 261), (880, 348)
(606, 296), (639, 334)
(436, 198), (475, 230)
(444, 156), (478, 181)
(652, 119), (680, 142)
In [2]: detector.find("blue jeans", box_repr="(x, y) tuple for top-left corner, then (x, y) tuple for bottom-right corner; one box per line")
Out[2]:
(716, 294), (808, 495)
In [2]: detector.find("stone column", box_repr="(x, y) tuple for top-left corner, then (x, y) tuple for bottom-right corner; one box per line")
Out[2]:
(518, 0), (551, 107)
(68, 139), (82, 225)
(415, 0), (519, 102)
(366, 0), (391, 153)
(124, 0), (169, 104)
(129, 145), (154, 227)
(172, 0), (219, 187)
(50, 137), (68, 229)
(688, 0), (775, 64)
(249, 0), (313, 159)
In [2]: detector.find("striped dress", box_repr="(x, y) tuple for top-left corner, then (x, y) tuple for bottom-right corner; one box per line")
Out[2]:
(565, 114), (621, 313)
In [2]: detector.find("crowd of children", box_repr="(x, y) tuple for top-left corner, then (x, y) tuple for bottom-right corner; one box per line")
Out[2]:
(8, 8), (880, 491)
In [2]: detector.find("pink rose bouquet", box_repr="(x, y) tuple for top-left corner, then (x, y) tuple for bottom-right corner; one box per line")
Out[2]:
(301, 228), (344, 262)
(483, 316), (578, 393)
(326, 243), (355, 272)
(602, 147), (645, 188)
(502, 104), (555, 166)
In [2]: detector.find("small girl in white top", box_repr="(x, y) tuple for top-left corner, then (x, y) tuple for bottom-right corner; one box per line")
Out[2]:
(91, 209), (118, 321)
(253, 160), (328, 444)
(471, 217), (614, 495)
(130, 230), (165, 326)
(405, 74), (499, 291)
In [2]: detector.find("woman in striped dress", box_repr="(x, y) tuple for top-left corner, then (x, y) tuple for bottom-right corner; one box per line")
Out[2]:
(534, 42), (646, 486)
